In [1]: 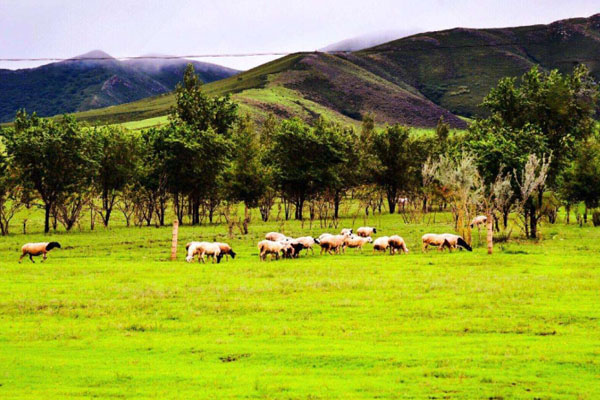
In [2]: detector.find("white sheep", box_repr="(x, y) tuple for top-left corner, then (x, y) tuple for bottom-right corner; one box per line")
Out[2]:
(372, 236), (390, 254)
(265, 232), (288, 242)
(318, 233), (333, 241)
(186, 242), (223, 263)
(318, 233), (349, 255)
(215, 242), (236, 260)
(340, 228), (353, 236)
(294, 236), (320, 255)
(388, 235), (409, 254)
(258, 240), (293, 261)
(356, 227), (377, 237)
(421, 234), (472, 252)
(343, 235), (373, 252)
(19, 242), (61, 263)
(470, 215), (487, 228)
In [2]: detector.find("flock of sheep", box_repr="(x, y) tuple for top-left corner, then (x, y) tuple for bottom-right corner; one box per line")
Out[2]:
(185, 224), (475, 263)
(18, 217), (486, 263)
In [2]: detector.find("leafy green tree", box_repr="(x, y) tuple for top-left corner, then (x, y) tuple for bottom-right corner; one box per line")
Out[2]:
(171, 64), (238, 135)
(369, 124), (422, 214)
(467, 65), (598, 237)
(167, 63), (238, 224)
(0, 146), (23, 235)
(313, 118), (360, 219)
(91, 126), (140, 227)
(225, 116), (267, 231)
(269, 118), (345, 220)
(558, 134), (600, 224)
(1, 111), (96, 233)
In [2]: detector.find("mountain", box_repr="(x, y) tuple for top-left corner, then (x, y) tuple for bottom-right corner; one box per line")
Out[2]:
(9, 14), (600, 128)
(344, 14), (600, 118)
(320, 29), (421, 52)
(0, 50), (239, 122)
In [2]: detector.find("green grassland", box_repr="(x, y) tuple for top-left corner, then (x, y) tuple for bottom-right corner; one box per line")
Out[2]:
(0, 205), (599, 399)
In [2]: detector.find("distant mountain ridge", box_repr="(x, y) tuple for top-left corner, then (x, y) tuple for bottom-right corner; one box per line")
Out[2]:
(5, 14), (600, 127)
(0, 51), (239, 122)
(68, 14), (600, 129)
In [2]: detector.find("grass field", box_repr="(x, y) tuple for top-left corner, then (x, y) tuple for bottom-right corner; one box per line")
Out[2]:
(0, 208), (599, 399)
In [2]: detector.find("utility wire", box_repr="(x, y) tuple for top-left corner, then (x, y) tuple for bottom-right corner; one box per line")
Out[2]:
(1, 23), (597, 62)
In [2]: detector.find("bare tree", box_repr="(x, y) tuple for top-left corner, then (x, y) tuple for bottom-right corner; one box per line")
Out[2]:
(513, 154), (551, 239)
(424, 154), (483, 244)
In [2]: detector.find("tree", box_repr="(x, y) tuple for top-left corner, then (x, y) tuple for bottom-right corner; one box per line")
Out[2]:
(269, 118), (345, 220)
(313, 118), (360, 219)
(369, 124), (421, 214)
(423, 153), (483, 244)
(91, 126), (140, 227)
(513, 154), (551, 238)
(171, 64), (238, 135)
(167, 63), (238, 224)
(0, 148), (23, 235)
(467, 65), (598, 237)
(1, 112), (96, 233)
(558, 134), (600, 223)
(225, 116), (267, 233)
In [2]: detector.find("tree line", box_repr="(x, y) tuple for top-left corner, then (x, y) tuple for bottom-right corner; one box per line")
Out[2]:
(0, 64), (598, 238)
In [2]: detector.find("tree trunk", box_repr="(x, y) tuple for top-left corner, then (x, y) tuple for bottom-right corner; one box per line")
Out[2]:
(295, 198), (304, 220)
(44, 203), (51, 233)
(528, 201), (537, 239)
(565, 204), (570, 224)
(387, 191), (396, 214)
(334, 190), (341, 219)
(486, 210), (493, 255)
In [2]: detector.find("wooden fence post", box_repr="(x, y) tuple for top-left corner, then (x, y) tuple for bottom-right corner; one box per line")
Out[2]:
(171, 219), (179, 261)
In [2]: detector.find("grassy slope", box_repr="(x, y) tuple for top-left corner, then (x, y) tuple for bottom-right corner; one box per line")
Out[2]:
(75, 52), (466, 128)
(67, 14), (600, 128)
(0, 206), (598, 399)
(349, 15), (600, 117)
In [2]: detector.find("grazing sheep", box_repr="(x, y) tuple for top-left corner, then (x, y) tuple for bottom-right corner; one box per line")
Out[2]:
(294, 236), (319, 255)
(357, 227), (377, 237)
(186, 242), (223, 263)
(440, 233), (472, 252)
(421, 234), (472, 252)
(470, 215), (487, 228)
(19, 242), (61, 263)
(372, 236), (390, 254)
(286, 240), (307, 258)
(343, 235), (373, 252)
(318, 233), (333, 241)
(258, 240), (292, 261)
(388, 235), (409, 255)
(319, 234), (348, 255)
(265, 232), (288, 242)
(340, 228), (353, 236)
(215, 242), (236, 260)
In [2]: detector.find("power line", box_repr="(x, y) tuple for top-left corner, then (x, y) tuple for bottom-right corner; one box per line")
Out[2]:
(1, 22), (598, 62)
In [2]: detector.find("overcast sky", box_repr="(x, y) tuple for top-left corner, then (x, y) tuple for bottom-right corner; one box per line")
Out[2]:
(0, 0), (598, 71)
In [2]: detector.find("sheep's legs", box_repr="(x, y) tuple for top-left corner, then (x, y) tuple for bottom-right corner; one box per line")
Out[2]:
(19, 253), (25, 263)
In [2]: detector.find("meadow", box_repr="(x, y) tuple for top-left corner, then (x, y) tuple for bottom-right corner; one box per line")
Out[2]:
(0, 208), (599, 399)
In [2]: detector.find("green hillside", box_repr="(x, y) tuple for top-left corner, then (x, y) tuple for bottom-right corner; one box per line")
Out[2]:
(348, 14), (600, 117)
(0, 51), (238, 123)
(40, 14), (600, 127)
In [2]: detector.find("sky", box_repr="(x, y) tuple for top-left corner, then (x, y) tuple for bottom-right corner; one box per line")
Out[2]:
(0, 0), (598, 71)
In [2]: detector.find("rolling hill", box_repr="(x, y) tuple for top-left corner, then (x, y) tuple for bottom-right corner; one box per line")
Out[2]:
(7, 14), (600, 128)
(0, 50), (239, 122)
